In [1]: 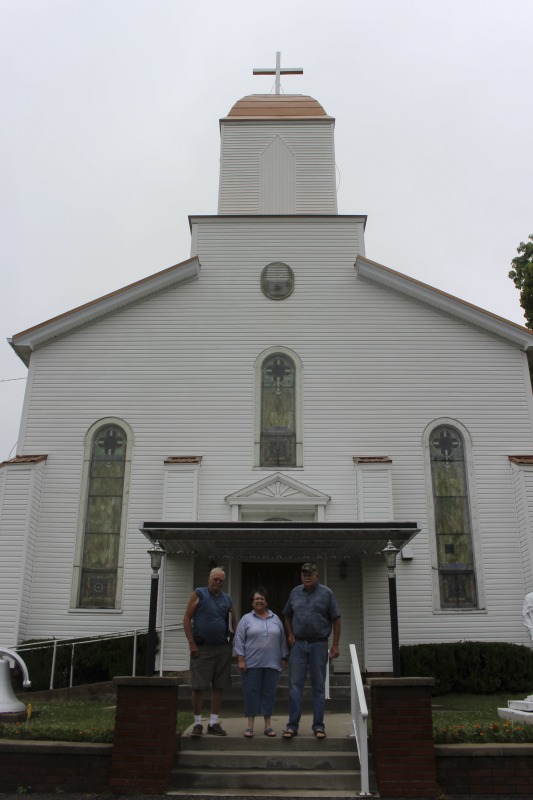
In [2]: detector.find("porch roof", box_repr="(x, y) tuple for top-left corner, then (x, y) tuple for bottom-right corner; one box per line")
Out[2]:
(139, 520), (420, 561)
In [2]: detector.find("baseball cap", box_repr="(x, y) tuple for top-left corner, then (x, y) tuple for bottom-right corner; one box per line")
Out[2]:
(301, 562), (318, 574)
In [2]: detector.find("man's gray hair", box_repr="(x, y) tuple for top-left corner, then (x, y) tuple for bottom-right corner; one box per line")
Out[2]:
(209, 566), (226, 577)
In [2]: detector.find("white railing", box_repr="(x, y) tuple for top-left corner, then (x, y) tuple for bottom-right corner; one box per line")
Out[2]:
(349, 643), (371, 797)
(10, 623), (184, 690)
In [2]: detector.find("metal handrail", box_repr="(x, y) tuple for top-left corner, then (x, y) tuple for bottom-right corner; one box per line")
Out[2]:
(9, 623), (184, 690)
(349, 643), (371, 797)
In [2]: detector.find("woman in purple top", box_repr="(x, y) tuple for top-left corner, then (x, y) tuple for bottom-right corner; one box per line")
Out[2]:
(234, 587), (288, 737)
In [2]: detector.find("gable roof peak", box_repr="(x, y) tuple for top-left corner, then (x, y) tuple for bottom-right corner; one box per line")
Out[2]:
(10, 256), (201, 365)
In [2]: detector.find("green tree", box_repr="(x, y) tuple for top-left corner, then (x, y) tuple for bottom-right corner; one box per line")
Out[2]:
(509, 234), (533, 329)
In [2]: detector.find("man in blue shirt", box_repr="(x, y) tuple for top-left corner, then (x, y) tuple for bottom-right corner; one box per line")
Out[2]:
(183, 566), (237, 737)
(282, 562), (341, 739)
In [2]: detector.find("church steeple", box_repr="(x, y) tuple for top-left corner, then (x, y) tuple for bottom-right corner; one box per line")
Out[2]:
(218, 56), (337, 215)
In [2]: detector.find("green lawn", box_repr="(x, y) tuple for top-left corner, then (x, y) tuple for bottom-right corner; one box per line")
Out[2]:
(2, 693), (533, 744)
(0, 701), (194, 743)
(432, 692), (533, 743)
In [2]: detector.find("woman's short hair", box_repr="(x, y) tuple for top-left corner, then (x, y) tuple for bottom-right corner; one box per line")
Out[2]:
(250, 586), (269, 605)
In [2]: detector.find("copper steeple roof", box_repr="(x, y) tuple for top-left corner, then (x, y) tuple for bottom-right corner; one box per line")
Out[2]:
(224, 94), (332, 120)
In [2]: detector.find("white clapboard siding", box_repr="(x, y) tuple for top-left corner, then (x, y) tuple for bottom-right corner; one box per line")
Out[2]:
(363, 556), (393, 673)
(0, 460), (45, 645)
(159, 556), (193, 672)
(159, 462), (200, 670)
(5, 213), (533, 667)
(219, 122), (336, 214)
(324, 561), (363, 673)
(259, 135), (296, 214)
(510, 461), (533, 592)
(162, 463), (200, 520)
(355, 464), (394, 521)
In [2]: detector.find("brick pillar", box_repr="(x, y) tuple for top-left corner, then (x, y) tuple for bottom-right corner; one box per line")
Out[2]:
(368, 677), (437, 798)
(110, 676), (180, 795)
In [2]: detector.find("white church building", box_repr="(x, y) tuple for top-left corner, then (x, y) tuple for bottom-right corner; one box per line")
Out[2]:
(2, 64), (533, 675)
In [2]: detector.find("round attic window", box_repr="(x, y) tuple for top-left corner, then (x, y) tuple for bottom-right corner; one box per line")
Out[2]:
(261, 262), (294, 300)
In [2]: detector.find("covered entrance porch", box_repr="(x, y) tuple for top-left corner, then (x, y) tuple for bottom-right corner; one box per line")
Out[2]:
(140, 520), (420, 674)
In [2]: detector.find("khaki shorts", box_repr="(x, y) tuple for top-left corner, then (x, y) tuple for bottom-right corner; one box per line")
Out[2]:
(190, 643), (232, 691)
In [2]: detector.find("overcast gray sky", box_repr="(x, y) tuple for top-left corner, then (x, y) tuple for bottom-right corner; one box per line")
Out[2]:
(1, 0), (532, 460)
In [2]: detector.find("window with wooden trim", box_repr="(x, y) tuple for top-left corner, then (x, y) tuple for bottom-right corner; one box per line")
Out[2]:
(72, 419), (132, 609)
(429, 423), (478, 609)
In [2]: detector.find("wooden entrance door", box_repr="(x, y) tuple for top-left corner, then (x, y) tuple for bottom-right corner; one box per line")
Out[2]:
(240, 562), (301, 620)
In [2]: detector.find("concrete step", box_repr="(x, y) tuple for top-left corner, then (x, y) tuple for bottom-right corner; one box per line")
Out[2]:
(170, 713), (374, 796)
(185, 668), (353, 710)
(180, 733), (357, 752)
(178, 749), (359, 771)
(169, 768), (365, 792)
(211, 693), (350, 713)
(228, 669), (352, 690)
(179, 731), (358, 760)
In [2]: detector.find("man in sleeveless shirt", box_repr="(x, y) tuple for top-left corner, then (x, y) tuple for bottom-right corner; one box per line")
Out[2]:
(183, 566), (237, 736)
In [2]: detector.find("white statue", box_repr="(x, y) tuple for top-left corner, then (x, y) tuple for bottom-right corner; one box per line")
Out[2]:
(496, 595), (533, 724)
(523, 592), (533, 642)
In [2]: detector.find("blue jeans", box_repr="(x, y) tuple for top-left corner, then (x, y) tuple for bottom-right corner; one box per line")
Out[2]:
(287, 640), (328, 732)
(241, 667), (280, 717)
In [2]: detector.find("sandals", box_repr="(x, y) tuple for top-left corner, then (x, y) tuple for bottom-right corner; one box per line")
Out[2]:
(282, 728), (297, 739)
(246, 727), (277, 737)
(282, 727), (325, 739)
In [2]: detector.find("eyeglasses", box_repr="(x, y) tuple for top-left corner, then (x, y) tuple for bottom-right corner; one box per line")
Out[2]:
(211, 577), (224, 583)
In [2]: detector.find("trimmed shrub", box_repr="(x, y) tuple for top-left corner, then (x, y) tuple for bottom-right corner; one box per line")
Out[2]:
(401, 641), (533, 695)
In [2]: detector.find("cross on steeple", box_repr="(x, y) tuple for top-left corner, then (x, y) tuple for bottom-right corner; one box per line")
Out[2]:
(253, 51), (303, 95)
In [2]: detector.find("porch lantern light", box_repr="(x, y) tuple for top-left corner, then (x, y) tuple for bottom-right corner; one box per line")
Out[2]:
(145, 540), (166, 677)
(383, 540), (399, 573)
(382, 540), (401, 678)
(148, 540), (166, 572)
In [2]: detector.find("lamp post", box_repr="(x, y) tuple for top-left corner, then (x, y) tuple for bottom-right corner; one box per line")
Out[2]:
(382, 540), (401, 678)
(145, 541), (166, 677)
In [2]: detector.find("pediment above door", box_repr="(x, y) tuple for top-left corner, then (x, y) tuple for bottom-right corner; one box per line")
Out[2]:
(225, 472), (330, 521)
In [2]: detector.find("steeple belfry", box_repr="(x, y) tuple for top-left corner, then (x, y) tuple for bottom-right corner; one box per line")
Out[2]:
(218, 58), (337, 215)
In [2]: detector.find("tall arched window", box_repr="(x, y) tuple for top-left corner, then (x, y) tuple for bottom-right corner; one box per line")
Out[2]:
(72, 419), (132, 609)
(255, 348), (303, 468)
(428, 423), (478, 609)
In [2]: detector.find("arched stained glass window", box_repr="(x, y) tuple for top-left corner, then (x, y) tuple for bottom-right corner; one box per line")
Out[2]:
(260, 353), (296, 467)
(429, 424), (478, 609)
(78, 422), (129, 608)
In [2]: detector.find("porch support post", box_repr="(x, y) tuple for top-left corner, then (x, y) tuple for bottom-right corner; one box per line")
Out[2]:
(388, 569), (401, 678)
